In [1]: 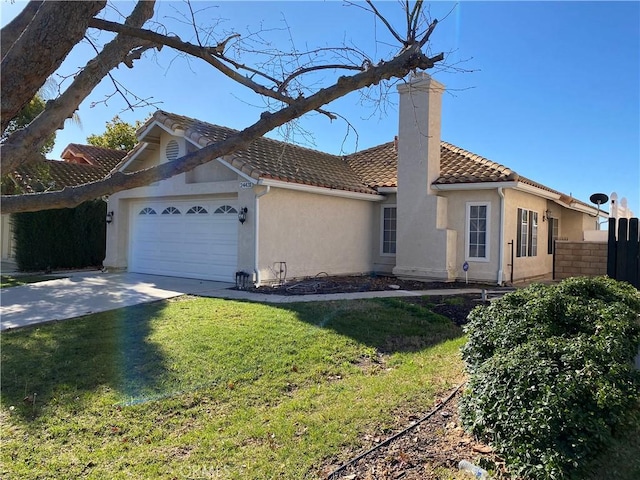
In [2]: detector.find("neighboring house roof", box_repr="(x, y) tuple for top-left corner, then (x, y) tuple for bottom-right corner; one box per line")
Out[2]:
(61, 143), (127, 171)
(7, 144), (126, 194)
(128, 110), (591, 209)
(11, 160), (108, 194)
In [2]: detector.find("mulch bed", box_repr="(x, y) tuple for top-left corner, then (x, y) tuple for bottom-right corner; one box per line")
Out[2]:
(246, 275), (491, 295)
(320, 389), (508, 480)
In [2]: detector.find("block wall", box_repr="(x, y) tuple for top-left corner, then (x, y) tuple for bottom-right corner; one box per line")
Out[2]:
(554, 241), (607, 280)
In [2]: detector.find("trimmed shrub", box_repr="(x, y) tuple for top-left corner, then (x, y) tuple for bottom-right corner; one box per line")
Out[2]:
(460, 277), (640, 479)
(12, 200), (106, 271)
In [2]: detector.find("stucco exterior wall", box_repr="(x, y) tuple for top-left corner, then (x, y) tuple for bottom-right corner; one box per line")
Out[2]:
(1, 214), (15, 262)
(257, 188), (377, 282)
(441, 189), (501, 283)
(562, 209), (598, 241)
(502, 189), (553, 283)
(372, 193), (397, 274)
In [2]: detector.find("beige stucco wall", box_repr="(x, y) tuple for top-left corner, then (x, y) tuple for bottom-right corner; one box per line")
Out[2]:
(372, 193), (397, 274)
(1, 214), (15, 262)
(440, 189), (501, 283)
(256, 187), (378, 283)
(502, 189), (554, 283)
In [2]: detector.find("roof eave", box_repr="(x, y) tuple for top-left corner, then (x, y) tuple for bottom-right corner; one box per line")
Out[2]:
(259, 178), (383, 201)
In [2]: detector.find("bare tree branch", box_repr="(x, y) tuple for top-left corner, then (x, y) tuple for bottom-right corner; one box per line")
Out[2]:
(365, 0), (405, 46)
(1, 45), (443, 214)
(87, 17), (341, 119)
(2, 1), (447, 214)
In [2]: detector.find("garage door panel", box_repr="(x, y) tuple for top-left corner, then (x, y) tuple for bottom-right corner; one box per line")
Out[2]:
(129, 200), (239, 282)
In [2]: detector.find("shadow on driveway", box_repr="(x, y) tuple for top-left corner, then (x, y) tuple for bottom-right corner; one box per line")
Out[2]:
(0, 272), (233, 331)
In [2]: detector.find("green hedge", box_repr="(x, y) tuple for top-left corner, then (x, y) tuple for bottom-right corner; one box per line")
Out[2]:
(459, 277), (640, 479)
(12, 200), (106, 271)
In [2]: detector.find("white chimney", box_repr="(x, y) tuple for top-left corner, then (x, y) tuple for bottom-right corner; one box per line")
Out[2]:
(396, 72), (445, 195)
(393, 73), (455, 281)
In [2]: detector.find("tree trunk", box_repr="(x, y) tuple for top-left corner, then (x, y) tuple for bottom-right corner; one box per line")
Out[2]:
(0, 1), (106, 132)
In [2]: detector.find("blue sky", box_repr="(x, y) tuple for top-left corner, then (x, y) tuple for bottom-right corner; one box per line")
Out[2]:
(2, 1), (638, 213)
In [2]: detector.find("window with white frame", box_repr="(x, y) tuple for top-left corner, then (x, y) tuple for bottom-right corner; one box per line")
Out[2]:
(466, 202), (490, 261)
(381, 206), (397, 255)
(517, 208), (538, 257)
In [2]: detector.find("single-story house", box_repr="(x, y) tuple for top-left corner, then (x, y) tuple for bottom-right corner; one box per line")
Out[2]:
(103, 73), (605, 285)
(0, 144), (127, 265)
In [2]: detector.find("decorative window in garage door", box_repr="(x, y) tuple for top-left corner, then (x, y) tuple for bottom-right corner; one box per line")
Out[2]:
(161, 206), (181, 215)
(214, 205), (237, 214)
(139, 207), (157, 215)
(186, 206), (208, 214)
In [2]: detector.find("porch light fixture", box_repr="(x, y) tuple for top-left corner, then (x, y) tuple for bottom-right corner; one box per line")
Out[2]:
(543, 209), (552, 222)
(106, 211), (114, 224)
(238, 207), (248, 224)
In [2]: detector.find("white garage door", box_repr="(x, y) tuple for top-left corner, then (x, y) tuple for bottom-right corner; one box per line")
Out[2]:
(129, 200), (238, 281)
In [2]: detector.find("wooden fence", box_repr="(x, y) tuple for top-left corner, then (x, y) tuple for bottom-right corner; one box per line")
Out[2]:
(607, 218), (640, 288)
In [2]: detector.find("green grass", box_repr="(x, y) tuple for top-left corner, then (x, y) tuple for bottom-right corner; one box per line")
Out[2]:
(1, 296), (465, 479)
(0, 274), (63, 288)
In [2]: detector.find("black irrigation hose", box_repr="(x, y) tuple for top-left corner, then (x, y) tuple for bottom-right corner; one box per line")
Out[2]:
(326, 382), (466, 480)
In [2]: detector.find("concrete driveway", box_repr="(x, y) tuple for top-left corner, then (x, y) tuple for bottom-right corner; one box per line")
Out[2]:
(0, 271), (234, 331)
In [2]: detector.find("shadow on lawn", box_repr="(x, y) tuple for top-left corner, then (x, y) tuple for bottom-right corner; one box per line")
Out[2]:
(285, 297), (464, 354)
(0, 301), (169, 420)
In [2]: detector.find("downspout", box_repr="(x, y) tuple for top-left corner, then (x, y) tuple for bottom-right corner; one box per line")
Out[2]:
(253, 185), (271, 286)
(497, 187), (505, 285)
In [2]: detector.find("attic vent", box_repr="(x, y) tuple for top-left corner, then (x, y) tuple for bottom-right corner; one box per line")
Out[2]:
(165, 140), (179, 161)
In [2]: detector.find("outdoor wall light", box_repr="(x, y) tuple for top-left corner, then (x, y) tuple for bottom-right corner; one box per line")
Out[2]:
(543, 209), (552, 222)
(238, 207), (248, 224)
(106, 211), (114, 224)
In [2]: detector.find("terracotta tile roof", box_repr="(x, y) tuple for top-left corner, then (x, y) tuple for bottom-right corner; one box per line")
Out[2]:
(129, 110), (582, 204)
(11, 160), (109, 194)
(346, 142), (398, 188)
(62, 143), (127, 171)
(140, 110), (377, 194)
(6, 143), (125, 194)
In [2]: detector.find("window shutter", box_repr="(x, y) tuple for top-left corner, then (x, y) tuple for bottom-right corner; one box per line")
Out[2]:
(516, 208), (523, 257)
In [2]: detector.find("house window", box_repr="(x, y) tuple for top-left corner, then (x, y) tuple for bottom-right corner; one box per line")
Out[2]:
(161, 206), (181, 215)
(381, 206), (397, 255)
(517, 208), (538, 257)
(186, 206), (208, 215)
(466, 202), (490, 261)
(547, 217), (559, 254)
(214, 205), (238, 214)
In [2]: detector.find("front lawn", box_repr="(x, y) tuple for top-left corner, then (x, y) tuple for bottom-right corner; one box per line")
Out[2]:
(0, 296), (465, 479)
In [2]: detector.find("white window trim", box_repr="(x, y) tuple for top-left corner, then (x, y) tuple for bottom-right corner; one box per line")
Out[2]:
(380, 204), (397, 257)
(465, 201), (491, 263)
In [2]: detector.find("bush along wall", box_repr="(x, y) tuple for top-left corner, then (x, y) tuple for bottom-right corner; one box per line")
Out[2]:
(459, 277), (640, 480)
(12, 200), (106, 271)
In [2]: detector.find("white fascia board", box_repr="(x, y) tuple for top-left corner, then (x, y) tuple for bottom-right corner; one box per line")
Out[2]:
(377, 187), (398, 194)
(514, 182), (562, 200)
(432, 181), (519, 191)
(119, 142), (149, 172)
(259, 178), (383, 201)
(566, 201), (605, 217)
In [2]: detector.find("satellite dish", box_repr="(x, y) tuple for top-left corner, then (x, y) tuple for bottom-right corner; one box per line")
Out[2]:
(589, 193), (609, 219)
(589, 193), (609, 206)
